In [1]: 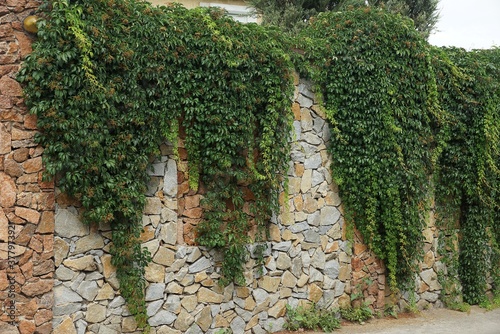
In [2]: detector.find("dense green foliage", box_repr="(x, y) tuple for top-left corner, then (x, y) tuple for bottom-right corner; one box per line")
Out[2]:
(284, 304), (341, 332)
(248, 0), (440, 38)
(18, 0), (293, 325)
(296, 8), (440, 289)
(18, 0), (499, 325)
(433, 47), (500, 304)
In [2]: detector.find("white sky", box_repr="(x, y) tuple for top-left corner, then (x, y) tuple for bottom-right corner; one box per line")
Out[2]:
(428, 0), (500, 50)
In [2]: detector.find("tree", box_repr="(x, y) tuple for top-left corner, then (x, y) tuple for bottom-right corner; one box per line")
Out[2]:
(247, 0), (440, 39)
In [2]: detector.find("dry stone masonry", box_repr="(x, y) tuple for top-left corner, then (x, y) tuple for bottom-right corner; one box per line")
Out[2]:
(49, 77), (446, 334)
(1, 1), (451, 333)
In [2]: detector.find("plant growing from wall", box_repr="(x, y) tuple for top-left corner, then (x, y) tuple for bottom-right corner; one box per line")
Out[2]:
(18, 0), (293, 327)
(295, 7), (442, 290)
(432, 47), (500, 304)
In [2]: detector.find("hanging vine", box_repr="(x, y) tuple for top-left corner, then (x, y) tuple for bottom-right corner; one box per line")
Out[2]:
(18, 0), (293, 327)
(295, 7), (443, 290)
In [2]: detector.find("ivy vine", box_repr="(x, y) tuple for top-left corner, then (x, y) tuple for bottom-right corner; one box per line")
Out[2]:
(296, 7), (442, 290)
(18, 0), (293, 326)
(433, 47), (500, 304)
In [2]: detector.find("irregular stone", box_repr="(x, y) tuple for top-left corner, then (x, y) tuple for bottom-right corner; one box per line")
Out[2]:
(55, 208), (89, 238)
(309, 283), (323, 303)
(77, 280), (99, 301)
(272, 241), (291, 252)
(144, 197), (162, 215)
(73, 233), (104, 254)
(147, 300), (164, 317)
(259, 276), (280, 293)
(268, 300), (287, 318)
(324, 260), (340, 279)
(230, 316), (246, 334)
(163, 159), (178, 197)
(304, 153), (321, 169)
(122, 317), (138, 332)
(63, 255), (96, 271)
(196, 306), (212, 333)
(181, 295), (198, 312)
(54, 285), (83, 305)
(166, 282), (183, 294)
(320, 206), (341, 226)
(252, 288), (269, 304)
(174, 309), (195, 332)
(153, 246), (176, 266)
(86, 303), (106, 323)
(197, 287), (223, 303)
(303, 229), (320, 243)
(188, 257), (211, 273)
(96, 283), (115, 300)
(310, 249), (325, 270)
(309, 267), (323, 282)
(145, 262), (165, 283)
(289, 221), (309, 233)
(149, 310), (176, 326)
(301, 169), (312, 193)
(146, 283), (166, 301)
(420, 269), (441, 291)
(15, 206), (40, 224)
(163, 298), (182, 317)
(53, 316), (77, 334)
(276, 253), (292, 270)
(160, 222), (177, 245)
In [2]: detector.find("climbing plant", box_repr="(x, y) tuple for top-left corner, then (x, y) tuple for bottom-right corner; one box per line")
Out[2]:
(295, 8), (442, 290)
(433, 47), (500, 304)
(18, 0), (293, 326)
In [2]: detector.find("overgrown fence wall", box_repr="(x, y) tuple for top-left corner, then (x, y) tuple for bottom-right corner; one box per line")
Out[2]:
(1, 2), (447, 333)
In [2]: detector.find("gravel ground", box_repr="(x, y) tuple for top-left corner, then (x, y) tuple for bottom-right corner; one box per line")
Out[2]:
(277, 306), (500, 334)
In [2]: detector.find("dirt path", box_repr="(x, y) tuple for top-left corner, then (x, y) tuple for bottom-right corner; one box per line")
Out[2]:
(277, 306), (500, 334)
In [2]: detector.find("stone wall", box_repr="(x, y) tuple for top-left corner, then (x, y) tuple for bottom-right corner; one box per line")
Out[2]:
(1, 2), (447, 332)
(0, 1), (55, 334)
(50, 77), (446, 334)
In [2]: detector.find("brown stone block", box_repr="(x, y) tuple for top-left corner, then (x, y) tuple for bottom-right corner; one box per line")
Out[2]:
(0, 76), (22, 97)
(4, 158), (23, 177)
(11, 127), (35, 141)
(37, 173), (54, 190)
(0, 172), (17, 208)
(15, 206), (40, 224)
(18, 248), (33, 266)
(292, 102), (301, 121)
(0, 54), (19, 64)
(14, 224), (36, 246)
(18, 319), (36, 334)
(12, 147), (29, 162)
(20, 260), (33, 280)
(21, 278), (54, 297)
(23, 114), (37, 131)
(22, 157), (42, 173)
(183, 207), (203, 219)
(0, 123), (11, 154)
(34, 309), (52, 326)
(16, 174), (38, 185)
(36, 322), (52, 334)
(354, 242), (367, 255)
(0, 23), (13, 38)
(36, 211), (54, 234)
(33, 192), (54, 211)
(26, 237), (42, 257)
(17, 298), (38, 319)
(14, 31), (33, 59)
(33, 259), (53, 277)
(178, 181), (190, 196)
(29, 146), (43, 158)
(184, 194), (200, 209)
